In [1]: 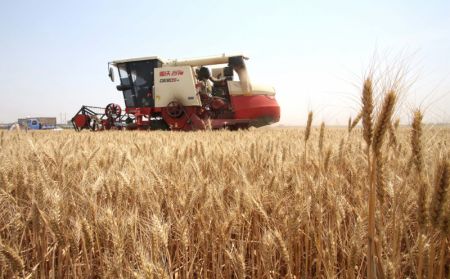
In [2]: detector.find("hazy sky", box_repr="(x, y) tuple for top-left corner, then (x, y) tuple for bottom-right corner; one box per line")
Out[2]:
(1, 0), (449, 125)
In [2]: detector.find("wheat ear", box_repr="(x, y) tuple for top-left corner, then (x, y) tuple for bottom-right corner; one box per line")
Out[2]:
(362, 78), (374, 147)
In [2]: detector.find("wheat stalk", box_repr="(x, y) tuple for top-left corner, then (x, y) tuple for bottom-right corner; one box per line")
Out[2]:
(368, 90), (397, 279)
(305, 111), (313, 143)
(350, 111), (362, 132)
(411, 110), (424, 173)
(319, 122), (325, 153)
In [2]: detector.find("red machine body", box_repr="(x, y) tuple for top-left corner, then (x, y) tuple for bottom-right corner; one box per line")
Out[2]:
(71, 54), (280, 131)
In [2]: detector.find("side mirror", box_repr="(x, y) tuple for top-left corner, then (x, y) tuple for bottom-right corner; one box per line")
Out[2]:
(108, 67), (115, 82)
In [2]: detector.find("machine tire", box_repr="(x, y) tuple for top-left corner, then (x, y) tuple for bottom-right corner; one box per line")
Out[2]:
(151, 119), (170, 130)
(90, 119), (100, 131)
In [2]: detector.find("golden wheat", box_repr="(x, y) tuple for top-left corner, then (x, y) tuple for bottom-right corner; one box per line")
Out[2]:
(0, 125), (449, 278)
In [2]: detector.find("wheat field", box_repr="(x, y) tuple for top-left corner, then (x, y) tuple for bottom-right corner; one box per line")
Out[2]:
(0, 119), (449, 278)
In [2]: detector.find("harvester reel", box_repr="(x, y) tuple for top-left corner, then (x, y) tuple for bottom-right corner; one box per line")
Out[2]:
(105, 103), (122, 119)
(166, 101), (184, 118)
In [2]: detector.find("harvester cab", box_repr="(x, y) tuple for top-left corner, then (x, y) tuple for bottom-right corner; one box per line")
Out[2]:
(72, 54), (280, 131)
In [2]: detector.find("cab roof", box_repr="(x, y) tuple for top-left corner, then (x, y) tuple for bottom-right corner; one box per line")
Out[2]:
(110, 56), (164, 65)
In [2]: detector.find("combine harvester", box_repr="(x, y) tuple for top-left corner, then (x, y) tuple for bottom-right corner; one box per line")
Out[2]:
(72, 54), (280, 131)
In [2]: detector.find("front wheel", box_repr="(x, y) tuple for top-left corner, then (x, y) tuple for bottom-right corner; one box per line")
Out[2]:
(90, 119), (100, 131)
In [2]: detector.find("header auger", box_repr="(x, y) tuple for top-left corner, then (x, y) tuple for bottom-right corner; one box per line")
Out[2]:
(71, 54), (280, 131)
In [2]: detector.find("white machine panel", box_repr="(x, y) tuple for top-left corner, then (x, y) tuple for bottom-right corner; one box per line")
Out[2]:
(154, 66), (201, 107)
(227, 81), (276, 96)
